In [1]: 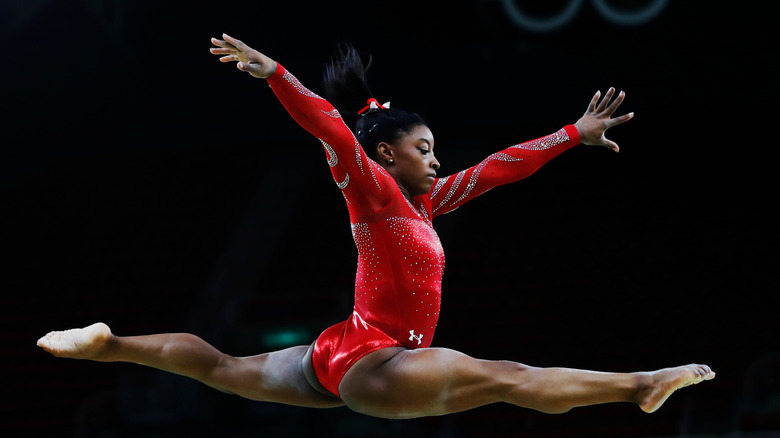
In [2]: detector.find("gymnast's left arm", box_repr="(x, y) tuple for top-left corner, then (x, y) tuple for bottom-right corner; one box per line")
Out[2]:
(429, 87), (633, 217)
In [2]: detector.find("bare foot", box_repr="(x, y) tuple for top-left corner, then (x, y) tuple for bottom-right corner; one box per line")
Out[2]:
(638, 364), (715, 413)
(37, 322), (114, 360)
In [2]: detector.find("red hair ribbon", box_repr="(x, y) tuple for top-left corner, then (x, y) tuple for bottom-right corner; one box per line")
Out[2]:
(357, 98), (389, 115)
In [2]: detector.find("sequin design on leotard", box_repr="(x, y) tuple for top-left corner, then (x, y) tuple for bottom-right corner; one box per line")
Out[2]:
(266, 63), (580, 396)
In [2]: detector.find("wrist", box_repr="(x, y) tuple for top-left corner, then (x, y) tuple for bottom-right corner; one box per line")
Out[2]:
(266, 61), (284, 81)
(569, 122), (584, 145)
(264, 60), (278, 78)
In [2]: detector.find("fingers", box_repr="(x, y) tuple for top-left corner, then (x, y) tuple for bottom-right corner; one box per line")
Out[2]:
(210, 37), (235, 50)
(210, 45), (239, 63)
(590, 87), (626, 115)
(236, 61), (261, 76)
(606, 111), (635, 128)
(601, 111), (634, 153)
(222, 33), (246, 50)
(596, 87), (616, 112)
(210, 38), (238, 60)
(587, 90), (600, 113)
(603, 138), (619, 153)
(211, 35), (246, 65)
(591, 87), (634, 128)
(210, 46), (234, 55)
(210, 34), (245, 56)
(605, 89), (626, 115)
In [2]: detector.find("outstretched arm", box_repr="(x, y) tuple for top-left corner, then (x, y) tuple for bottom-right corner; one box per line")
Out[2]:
(209, 34), (396, 213)
(429, 88), (632, 217)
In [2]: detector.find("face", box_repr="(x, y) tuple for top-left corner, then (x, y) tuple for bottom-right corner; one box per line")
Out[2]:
(380, 125), (440, 197)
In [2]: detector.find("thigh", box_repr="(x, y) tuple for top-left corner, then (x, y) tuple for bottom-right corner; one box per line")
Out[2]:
(214, 345), (344, 409)
(339, 347), (520, 419)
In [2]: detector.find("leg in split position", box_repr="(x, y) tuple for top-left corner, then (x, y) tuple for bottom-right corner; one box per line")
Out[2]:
(37, 322), (714, 419)
(36, 322), (344, 408)
(338, 347), (714, 419)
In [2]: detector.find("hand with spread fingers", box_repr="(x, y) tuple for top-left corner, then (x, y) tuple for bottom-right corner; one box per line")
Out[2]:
(574, 87), (634, 153)
(210, 33), (277, 79)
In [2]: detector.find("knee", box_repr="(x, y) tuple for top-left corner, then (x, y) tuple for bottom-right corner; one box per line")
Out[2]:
(491, 360), (533, 390)
(200, 354), (242, 394)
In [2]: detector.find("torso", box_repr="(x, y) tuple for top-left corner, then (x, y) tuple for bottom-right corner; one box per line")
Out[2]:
(348, 187), (444, 350)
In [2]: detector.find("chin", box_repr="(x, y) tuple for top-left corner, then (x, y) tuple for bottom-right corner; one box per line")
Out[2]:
(417, 183), (434, 196)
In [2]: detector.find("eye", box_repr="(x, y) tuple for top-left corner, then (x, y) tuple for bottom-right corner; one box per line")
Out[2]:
(417, 148), (429, 155)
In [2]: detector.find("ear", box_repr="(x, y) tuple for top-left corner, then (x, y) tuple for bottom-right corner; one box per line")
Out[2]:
(376, 141), (394, 165)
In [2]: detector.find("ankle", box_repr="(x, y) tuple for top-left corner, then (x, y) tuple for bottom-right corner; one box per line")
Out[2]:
(632, 372), (654, 405)
(92, 333), (120, 362)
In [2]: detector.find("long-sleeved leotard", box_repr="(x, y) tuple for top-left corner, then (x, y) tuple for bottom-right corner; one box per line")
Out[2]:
(267, 64), (580, 397)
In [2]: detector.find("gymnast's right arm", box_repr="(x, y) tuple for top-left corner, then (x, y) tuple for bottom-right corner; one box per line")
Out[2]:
(210, 34), (395, 212)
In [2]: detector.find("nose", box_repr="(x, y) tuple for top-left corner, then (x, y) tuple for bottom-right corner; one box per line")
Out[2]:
(430, 154), (440, 170)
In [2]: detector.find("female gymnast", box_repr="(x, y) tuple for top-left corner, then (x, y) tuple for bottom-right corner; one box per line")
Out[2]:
(37, 34), (714, 420)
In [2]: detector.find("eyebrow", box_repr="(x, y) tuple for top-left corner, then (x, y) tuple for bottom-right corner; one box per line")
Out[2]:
(418, 138), (432, 147)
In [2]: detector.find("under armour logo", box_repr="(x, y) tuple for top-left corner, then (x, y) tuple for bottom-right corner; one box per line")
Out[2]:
(409, 330), (423, 345)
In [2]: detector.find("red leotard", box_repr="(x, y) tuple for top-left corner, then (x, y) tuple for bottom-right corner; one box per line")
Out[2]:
(267, 64), (580, 397)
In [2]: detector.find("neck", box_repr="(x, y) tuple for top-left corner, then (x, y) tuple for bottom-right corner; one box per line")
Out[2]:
(382, 162), (414, 202)
(398, 184), (413, 203)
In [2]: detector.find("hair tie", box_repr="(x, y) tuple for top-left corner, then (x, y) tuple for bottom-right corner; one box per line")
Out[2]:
(357, 98), (391, 116)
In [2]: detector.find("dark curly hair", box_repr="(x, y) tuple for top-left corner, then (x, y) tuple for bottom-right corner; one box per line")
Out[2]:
(322, 43), (427, 161)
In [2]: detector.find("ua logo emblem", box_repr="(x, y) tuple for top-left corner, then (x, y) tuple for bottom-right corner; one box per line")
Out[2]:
(409, 330), (423, 345)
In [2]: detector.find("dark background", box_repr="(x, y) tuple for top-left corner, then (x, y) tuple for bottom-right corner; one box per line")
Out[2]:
(2, 1), (777, 437)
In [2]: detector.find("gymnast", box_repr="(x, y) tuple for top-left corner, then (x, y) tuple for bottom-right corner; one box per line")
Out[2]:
(37, 34), (714, 420)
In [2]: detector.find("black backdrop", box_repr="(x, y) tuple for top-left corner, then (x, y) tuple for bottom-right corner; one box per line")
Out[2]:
(2, 1), (777, 437)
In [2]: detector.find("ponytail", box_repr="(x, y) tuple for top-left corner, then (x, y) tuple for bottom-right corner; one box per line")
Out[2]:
(322, 43), (427, 158)
(322, 44), (374, 114)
